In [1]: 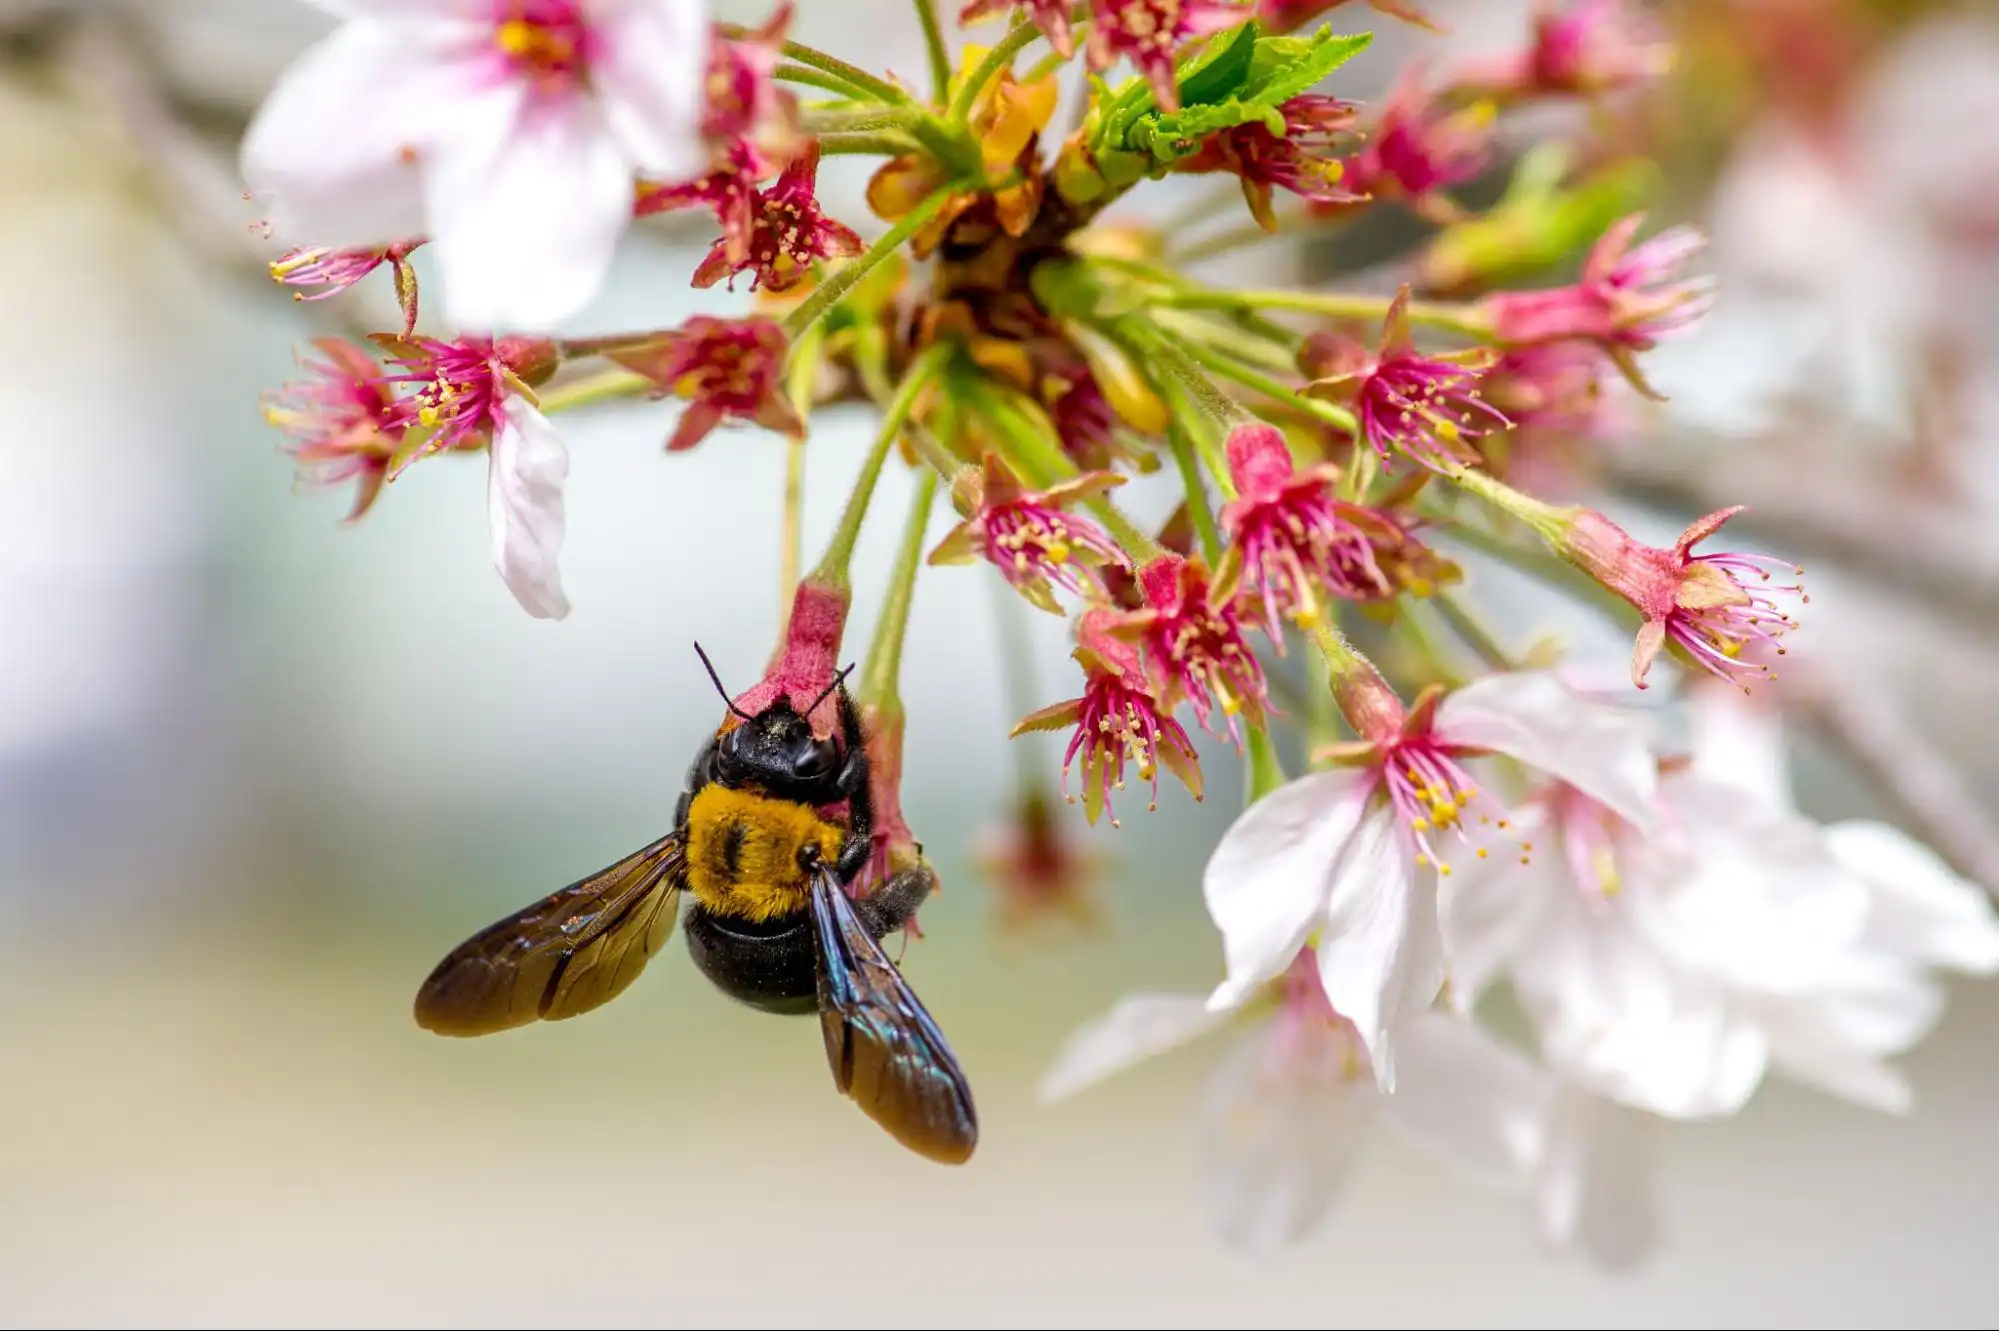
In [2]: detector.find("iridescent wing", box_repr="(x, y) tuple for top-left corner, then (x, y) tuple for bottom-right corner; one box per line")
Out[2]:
(810, 870), (979, 1164)
(414, 833), (686, 1036)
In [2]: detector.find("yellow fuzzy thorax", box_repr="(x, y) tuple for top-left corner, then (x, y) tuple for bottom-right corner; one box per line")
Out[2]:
(683, 784), (847, 923)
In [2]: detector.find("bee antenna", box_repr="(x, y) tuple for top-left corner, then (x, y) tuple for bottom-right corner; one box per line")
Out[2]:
(805, 661), (856, 716)
(693, 642), (754, 721)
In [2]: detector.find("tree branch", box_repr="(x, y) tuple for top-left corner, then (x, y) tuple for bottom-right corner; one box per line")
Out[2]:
(1783, 657), (1999, 898)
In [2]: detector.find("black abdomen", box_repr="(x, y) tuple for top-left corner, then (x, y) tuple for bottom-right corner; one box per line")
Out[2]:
(683, 905), (817, 1016)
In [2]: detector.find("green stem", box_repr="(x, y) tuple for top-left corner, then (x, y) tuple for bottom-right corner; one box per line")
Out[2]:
(1396, 601), (1467, 690)
(1434, 513), (1577, 583)
(800, 106), (918, 135)
(859, 468), (939, 708)
(1126, 323), (1251, 431)
(1304, 617), (1369, 679)
(781, 184), (958, 341)
(1304, 627), (1345, 753)
(1090, 496), (1167, 566)
(536, 367), (652, 414)
(808, 344), (949, 591)
(1153, 288), (1493, 339)
(909, 422), (973, 483)
(774, 62), (878, 98)
(1244, 726), (1289, 805)
(778, 321), (828, 624)
(1174, 337), (1357, 433)
(1434, 514), (1633, 626)
(1433, 589), (1516, 671)
(555, 332), (662, 358)
(1152, 308), (1299, 375)
(732, 30), (910, 104)
(816, 130), (925, 157)
(913, 0), (953, 105)
(857, 336), (975, 487)
(947, 15), (1042, 121)
(1442, 464), (1574, 544)
(1024, 29), (1087, 83)
(1167, 424), (1223, 564)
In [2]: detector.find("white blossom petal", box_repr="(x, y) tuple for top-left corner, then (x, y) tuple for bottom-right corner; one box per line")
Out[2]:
(1523, 887), (1768, 1118)
(1195, 1020), (1373, 1253)
(1381, 1012), (1549, 1185)
(1038, 993), (1233, 1103)
(425, 93), (635, 331)
(1438, 806), (1559, 1010)
(489, 396), (571, 620)
(1314, 804), (1440, 1090)
(1762, 989), (1917, 1114)
(1536, 1086), (1660, 1271)
(592, 0), (711, 180)
(1683, 680), (1794, 815)
(239, 19), (444, 244)
(1825, 820), (1999, 974)
(1435, 670), (1658, 832)
(1204, 770), (1365, 1012)
(1788, 955), (1944, 1056)
(1557, 986), (1767, 1121)
(1644, 776), (1868, 993)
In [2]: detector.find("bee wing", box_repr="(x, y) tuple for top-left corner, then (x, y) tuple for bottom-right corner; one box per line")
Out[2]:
(810, 870), (979, 1165)
(414, 833), (686, 1037)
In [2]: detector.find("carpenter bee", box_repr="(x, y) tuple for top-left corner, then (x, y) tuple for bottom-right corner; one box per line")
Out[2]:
(413, 647), (979, 1165)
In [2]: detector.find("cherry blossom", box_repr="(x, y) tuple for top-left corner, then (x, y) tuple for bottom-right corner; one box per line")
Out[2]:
(1040, 953), (1550, 1251)
(1204, 669), (1657, 1086)
(242, 0), (710, 330)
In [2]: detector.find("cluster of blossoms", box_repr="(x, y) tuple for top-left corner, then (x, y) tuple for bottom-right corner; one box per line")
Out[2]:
(247, 0), (1997, 1268)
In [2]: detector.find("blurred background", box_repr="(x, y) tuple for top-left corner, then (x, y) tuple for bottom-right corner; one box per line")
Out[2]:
(3, 0), (1997, 1325)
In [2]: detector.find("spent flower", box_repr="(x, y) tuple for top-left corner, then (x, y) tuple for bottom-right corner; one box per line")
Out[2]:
(693, 143), (863, 292)
(1180, 96), (1362, 230)
(1480, 214), (1715, 396)
(1450, 0), (1673, 102)
(270, 238), (425, 334)
(1218, 423), (1398, 635)
(1336, 68), (1494, 218)
(601, 315), (804, 452)
(928, 454), (1129, 614)
(263, 337), (407, 523)
(377, 333), (571, 619)
(1302, 287), (1509, 472)
(1013, 611), (1203, 827)
(1557, 505), (1804, 691)
(1110, 553), (1268, 742)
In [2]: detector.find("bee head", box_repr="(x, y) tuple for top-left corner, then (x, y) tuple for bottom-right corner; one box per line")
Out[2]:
(696, 643), (855, 801)
(716, 699), (843, 796)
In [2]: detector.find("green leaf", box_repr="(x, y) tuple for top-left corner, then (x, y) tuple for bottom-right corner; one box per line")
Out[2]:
(1175, 20), (1262, 109)
(1094, 24), (1375, 171)
(1246, 27), (1372, 108)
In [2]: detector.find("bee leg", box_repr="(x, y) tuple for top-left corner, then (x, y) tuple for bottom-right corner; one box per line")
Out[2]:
(853, 863), (937, 941)
(830, 690), (876, 887)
